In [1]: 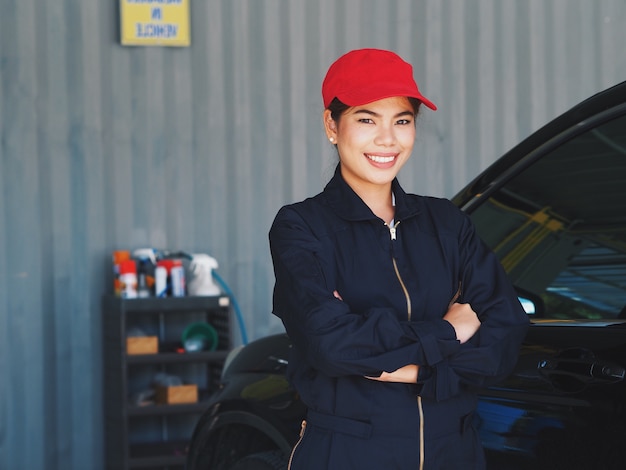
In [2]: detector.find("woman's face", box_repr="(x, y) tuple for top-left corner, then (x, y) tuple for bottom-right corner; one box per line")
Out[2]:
(324, 96), (416, 192)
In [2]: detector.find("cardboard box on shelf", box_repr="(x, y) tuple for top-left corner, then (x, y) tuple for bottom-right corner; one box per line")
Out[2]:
(155, 384), (198, 404)
(126, 336), (158, 355)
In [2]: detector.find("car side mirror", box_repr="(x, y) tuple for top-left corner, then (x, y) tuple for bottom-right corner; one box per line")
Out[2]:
(515, 287), (544, 317)
(519, 296), (537, 315)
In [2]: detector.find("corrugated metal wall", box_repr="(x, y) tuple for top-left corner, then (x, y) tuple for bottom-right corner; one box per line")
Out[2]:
(1, 0), (625, 468)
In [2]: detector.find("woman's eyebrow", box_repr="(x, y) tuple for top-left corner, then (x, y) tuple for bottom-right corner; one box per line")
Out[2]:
(353, 109), (414, 118)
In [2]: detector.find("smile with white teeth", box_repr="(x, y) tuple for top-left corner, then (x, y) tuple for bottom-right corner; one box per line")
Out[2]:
(366, 154), (396, 163)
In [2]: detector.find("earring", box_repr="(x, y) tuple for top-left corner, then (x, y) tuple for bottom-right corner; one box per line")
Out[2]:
(329, 137), (335, 143)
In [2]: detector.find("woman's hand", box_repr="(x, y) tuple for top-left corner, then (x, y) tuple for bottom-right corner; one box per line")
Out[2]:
(366, 364), (419, 383)
(443, 303), (480, 344)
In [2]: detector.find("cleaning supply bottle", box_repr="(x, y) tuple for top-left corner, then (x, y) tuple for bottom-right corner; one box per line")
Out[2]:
(132, 248), (158, 297)
(155, 262), (169, 298)
(187, 254), (220, 296)
(118, 260), (138, 298)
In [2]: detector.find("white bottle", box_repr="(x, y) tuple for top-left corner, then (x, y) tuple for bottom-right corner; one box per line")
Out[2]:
(171, 262), (186, 297)
(155, 266), (168, 298)
(187, 254), (220, 296)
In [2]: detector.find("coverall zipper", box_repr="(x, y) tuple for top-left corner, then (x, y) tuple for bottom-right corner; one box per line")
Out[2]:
(288, 420), (307, 469)
(387, 221), (425, 470)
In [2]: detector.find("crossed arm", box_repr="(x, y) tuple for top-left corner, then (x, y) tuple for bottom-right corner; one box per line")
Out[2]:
(365, 302), (481, 383)
(330, 289), (481, 384)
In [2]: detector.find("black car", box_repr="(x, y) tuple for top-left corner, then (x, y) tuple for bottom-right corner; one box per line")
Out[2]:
(186, 81), (626, 470)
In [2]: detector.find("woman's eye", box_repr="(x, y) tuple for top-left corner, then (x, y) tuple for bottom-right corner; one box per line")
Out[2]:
(397, 119), (412, 125)
(358, 118), (374, 124)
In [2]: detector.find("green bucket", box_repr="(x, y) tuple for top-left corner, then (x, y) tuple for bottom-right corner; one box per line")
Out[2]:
(182, 322), (219, 352)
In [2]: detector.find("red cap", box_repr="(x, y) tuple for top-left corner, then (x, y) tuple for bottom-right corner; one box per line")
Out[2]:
(157, 259), (175, 272)
(118, 259), (137, 275)
(322, 48), (436, 111)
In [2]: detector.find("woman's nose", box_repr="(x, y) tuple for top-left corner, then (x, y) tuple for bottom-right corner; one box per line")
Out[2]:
(374, 124), (396, 146)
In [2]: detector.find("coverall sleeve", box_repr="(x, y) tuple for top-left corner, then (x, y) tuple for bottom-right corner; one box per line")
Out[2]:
(417, 211), (530, 402)
(269, 206), (460, 379)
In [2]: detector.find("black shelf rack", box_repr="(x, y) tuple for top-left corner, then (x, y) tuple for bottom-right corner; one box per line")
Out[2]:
(102, 295), (232, 470)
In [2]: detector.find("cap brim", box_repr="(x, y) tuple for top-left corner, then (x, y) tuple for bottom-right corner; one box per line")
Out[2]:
(337, 90), (437, 111)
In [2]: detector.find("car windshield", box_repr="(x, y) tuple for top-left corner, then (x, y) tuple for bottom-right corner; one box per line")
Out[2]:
(471, 113), (626, 320)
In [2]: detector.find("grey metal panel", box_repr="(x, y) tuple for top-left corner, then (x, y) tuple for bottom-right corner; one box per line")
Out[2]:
(1, 0), (626, 468)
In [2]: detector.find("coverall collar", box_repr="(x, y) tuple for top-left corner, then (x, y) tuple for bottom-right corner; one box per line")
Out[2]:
(323, 164), (421, 222)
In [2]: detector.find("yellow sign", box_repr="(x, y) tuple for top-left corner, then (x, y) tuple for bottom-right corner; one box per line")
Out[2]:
(120, 0), (190, 47)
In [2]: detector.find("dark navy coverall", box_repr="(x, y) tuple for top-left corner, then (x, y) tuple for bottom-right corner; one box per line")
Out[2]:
(269, 165), (529, 469)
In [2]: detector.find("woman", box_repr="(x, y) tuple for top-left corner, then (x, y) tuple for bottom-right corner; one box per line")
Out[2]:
(269, 48), (529, 469)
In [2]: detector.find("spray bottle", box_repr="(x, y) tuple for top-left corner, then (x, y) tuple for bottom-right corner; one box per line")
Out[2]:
(132, 248), (158, 297)
(187, 254), (220, 296)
